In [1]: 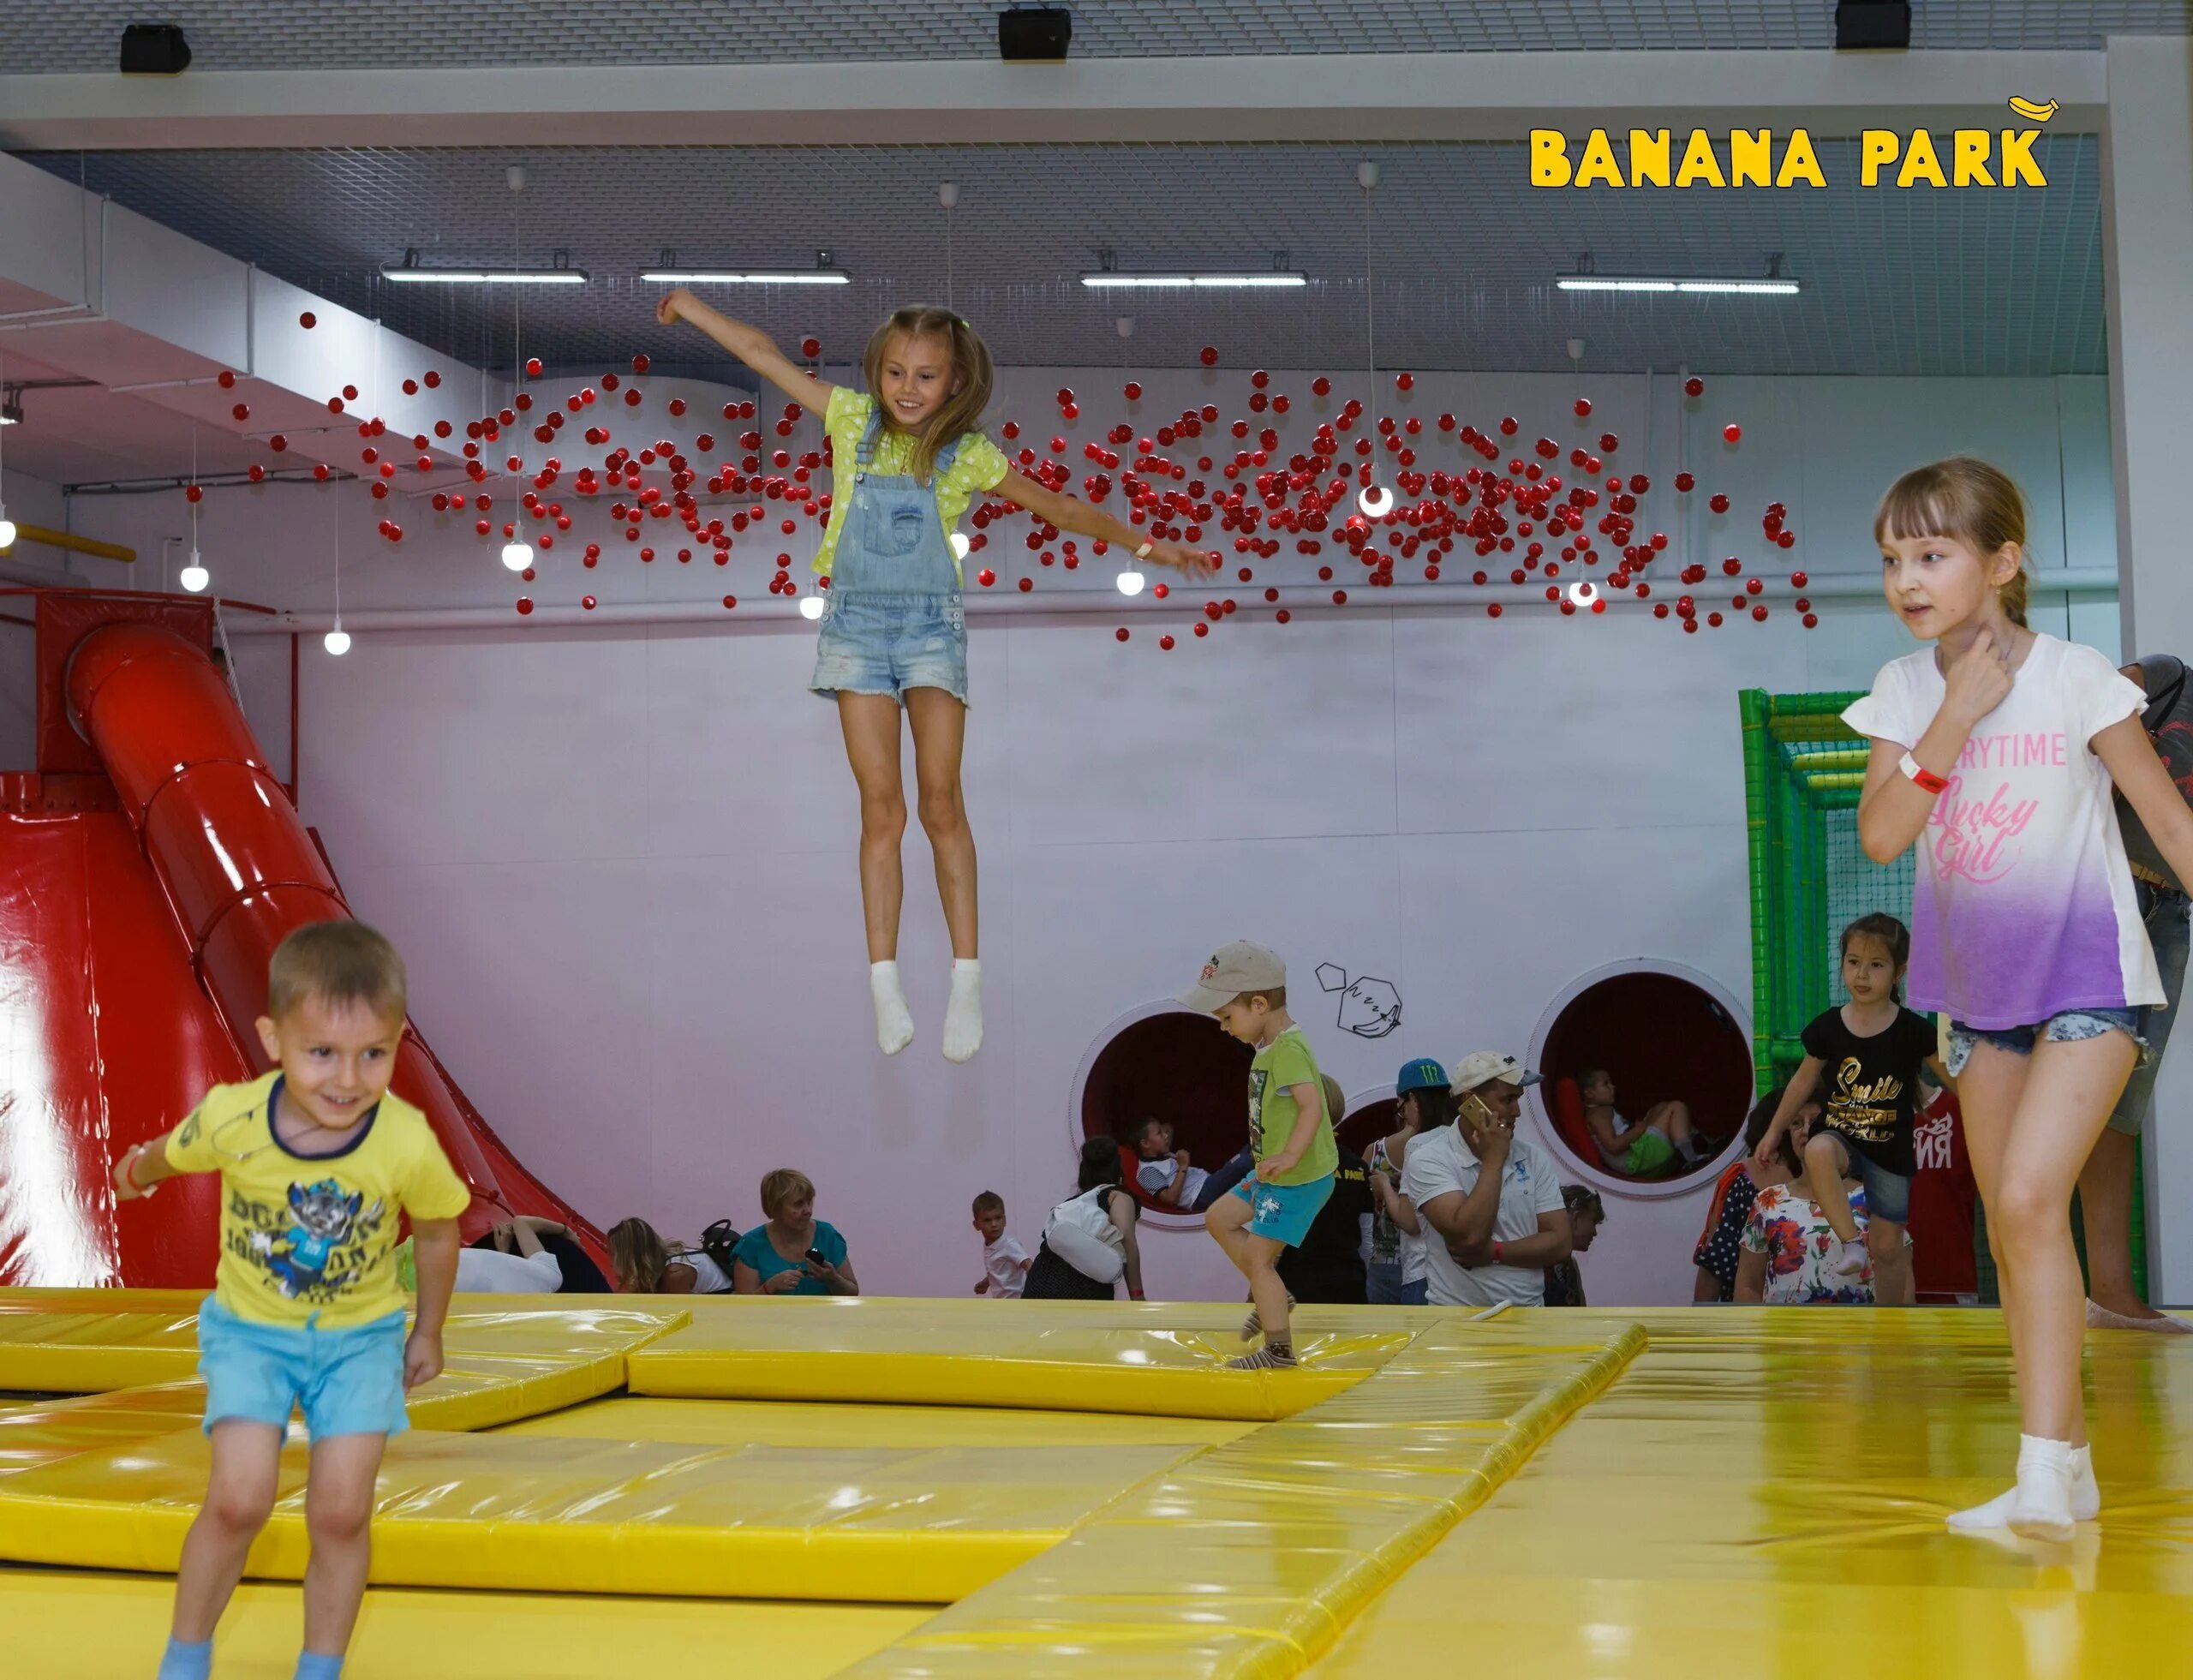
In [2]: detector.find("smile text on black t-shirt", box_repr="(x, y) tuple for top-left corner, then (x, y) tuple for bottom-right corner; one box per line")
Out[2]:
(1801, 1004), (1937, 1178)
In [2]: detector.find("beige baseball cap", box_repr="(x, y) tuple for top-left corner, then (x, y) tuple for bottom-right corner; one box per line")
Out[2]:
(1178, 940), (1287, 1013)
(1449, 1049), (1544, 1094)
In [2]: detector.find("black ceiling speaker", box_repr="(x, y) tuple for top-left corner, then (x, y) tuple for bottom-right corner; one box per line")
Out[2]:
(998, 6), (1072, 62)
(119, 23), (193, 75)
(1834, 2), (1911, 49)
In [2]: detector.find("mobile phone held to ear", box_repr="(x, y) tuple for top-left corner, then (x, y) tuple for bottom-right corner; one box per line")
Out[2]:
(1459, 1093), (1493, 1127)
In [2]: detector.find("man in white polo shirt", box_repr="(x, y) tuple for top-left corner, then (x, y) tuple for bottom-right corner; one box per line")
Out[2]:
(1400, 1049), (1570, 1307)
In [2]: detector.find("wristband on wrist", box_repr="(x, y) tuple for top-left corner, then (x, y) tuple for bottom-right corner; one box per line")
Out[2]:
(1491, 1241), (1505, 1264)
(1127, 1288), (1145, 1300)
(1133, 541), (1155, 561)
(124, 1145), (158, 1198)
(1898, 750), (1949, 795)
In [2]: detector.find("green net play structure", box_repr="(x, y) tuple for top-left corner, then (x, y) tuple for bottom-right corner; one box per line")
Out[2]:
(1739, 689), (2148, 1303)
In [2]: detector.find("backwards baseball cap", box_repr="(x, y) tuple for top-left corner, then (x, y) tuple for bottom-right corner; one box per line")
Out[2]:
(1395, 1057), (1449, 1095)
(1449, 1050), (1544, 1094)
(1178, 940), (1287, 1013)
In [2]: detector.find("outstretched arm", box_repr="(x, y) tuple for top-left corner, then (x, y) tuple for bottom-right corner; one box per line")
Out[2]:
(996, 468), (1215, 577)
(656, 290), (834, 415)
(112, 1130), (184, 1201)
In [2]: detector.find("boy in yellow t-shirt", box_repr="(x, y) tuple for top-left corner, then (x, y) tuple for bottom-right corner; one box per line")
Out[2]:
(1180, 941), (1339, 1371)
(116, 921), (469, 1680)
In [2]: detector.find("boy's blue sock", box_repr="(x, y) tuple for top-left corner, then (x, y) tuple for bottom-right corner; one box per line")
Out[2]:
(295, 1653), (346, 1680)
(157, 1637), (212, 1680)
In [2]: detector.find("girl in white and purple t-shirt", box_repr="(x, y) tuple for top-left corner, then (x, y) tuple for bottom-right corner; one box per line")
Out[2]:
(1846, 456), (2193, 1543)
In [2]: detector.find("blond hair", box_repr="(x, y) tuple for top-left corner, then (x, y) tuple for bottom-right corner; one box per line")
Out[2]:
(861, 306), (995, 486)
(1873, 456), (2030, 629)
(759, 1168), (816, 1219)
(266, 920), (407, 1025)
(1319, 1074), (1345, 1127)
(607, 1217), (670, 1292)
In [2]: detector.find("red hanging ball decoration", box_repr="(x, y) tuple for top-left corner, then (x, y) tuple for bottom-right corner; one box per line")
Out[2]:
(1123, 381), (1142, 401)
(1312, 376), (1332, 397)
(1709, 493), (1730, 513)
(1193, 621), (1210, 638)
(516, 597), (534, 615)
(1395, 372), (1415, 392)
(1574, 398), (1592, 418)
(1018, 576), (1033, 592)
(977, 568), (996, 587)
(1160, 634), (1175, 649)
(632, 354), (651, 374)
(1723, 423), (1742, 443)
(1199, 346), (1219, 366)
(1332, 589), (1347, 605)
(801, 337), (822, 358)
(231, 403), (248, 421)
(723, 595), (738, 610)
(269, 433), (288, 451)
(1753, 604), (1770, 621)
(298, 311), (316, 329)
(1116, 627), (1130, 642)
(1684, 376), (1705, 398)
(1499, 416), (1519, 435)
(582, 595), (598, 611)
(1487, 603), (1503, 619)
(247, 463), (265, 482)
(1276, 609), (1291, 624)
(525, 357), (543, 377)
(184, 484), (203, 503)
(1708, 611), (1724, 627)
(1802, 613), (1819, 629)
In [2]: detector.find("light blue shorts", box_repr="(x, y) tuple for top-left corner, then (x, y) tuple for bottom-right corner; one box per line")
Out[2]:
(197, 1294), (410, 1441)
(1230, 1172), (1336, 1248)
(810, 590), (968, 707)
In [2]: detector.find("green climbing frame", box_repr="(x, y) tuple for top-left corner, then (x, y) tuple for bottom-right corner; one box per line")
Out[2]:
(1739, 689), (2148, 1301)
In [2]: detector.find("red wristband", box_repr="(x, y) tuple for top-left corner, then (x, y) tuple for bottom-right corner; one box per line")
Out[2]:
(1899, 750), (1949, 795)
(1491, 1241), (1505, 1264)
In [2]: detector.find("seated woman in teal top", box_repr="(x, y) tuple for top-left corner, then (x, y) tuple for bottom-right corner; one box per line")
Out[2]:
(730, 1168), (859, 1297)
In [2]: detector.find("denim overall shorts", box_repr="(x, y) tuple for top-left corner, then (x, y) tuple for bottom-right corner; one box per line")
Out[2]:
(809, 409), (970, 706)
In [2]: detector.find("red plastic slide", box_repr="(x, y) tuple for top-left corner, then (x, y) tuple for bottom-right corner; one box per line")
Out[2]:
(0, 592), (603, 1287)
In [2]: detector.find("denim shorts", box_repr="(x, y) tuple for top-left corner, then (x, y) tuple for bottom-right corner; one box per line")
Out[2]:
(1231, 1172), (1336, 1247)
(1814, 1130), (1912, 1226)
(1945, 1007), (2150, 1079)
(197, 1294), (409, 1441)
(810, 590), (968, 706)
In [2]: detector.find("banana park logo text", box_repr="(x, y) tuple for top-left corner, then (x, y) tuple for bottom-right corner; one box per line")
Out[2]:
(1533, 96), (2059, 188)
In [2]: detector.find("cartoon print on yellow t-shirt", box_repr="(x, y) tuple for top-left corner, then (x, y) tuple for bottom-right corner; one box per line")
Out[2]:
(230, 1177), (388, 1303)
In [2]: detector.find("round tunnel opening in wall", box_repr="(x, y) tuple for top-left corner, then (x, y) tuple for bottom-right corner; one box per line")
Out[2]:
(1336, 1097), (1398, 1159)
(1533, 964), (1754, 1197)
(1079, 1009), (1254, 1193)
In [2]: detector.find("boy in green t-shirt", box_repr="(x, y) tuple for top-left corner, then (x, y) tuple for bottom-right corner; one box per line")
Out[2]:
(1180, 941), (1339, 1370)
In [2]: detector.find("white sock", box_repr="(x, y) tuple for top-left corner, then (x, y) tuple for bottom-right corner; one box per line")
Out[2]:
(2008, 1434), (2077, 1540)
(1949, 1438), (2096, 1534)
(1956, 1438), (2088, 1544)
(869, 960), (914, 1056)
(942, 959), (983, 1063)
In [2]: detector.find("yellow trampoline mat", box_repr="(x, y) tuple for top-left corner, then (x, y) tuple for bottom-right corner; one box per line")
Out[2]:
(0, 1569), (930, 1680)
(1310, 1307), (2193, 1679)
(493, 1394), (1256, 1449)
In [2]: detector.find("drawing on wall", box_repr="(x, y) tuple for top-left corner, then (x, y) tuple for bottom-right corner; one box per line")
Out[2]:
(1317, 964), (1401, 1038)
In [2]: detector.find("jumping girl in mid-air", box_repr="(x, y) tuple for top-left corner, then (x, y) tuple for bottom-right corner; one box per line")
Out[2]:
(658, 294), (1210, 1062)
(1845, 455), (2193, 1539)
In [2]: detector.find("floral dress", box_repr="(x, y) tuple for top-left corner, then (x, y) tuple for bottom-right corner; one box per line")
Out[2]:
(1740, 1182), (1874, 1304)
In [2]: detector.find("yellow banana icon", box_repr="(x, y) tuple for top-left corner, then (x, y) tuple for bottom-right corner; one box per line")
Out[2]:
(2008, 95), (2059, 123)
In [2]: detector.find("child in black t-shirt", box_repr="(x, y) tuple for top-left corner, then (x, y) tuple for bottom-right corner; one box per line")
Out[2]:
(1754, 913), (1955, 1302)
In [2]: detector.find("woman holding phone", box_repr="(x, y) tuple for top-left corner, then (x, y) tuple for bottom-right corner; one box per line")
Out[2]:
(731, 1169), (860, 1296)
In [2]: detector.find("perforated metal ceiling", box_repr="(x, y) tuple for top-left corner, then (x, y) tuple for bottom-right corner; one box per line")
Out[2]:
(0, 1), (2188, 69)
(17, 136), (2103, 378)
